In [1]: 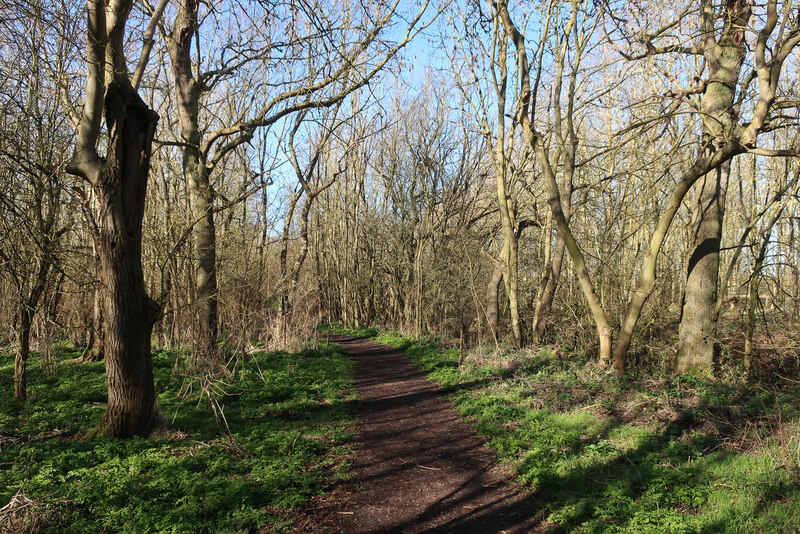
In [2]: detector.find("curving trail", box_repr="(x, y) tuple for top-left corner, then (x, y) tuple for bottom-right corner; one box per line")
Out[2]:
(304, 335), (546, 533)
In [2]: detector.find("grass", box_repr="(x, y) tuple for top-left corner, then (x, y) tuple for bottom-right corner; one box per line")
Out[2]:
(371, 331), (800, 534)
(0, 340), (356, 533)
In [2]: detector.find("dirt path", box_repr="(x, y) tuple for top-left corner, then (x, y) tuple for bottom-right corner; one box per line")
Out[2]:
(304, 336), (545, 533)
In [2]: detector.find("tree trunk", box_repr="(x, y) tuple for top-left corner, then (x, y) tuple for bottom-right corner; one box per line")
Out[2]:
(189, 166), (220, 366)
(532, 236), (565, 343)
(676, 0), (749, 375)
(612, 0), (751, 372)
(92, 82), (162, 438)
(13, 309), (33, 402)
(278, 188), (303, 341)
(534, 139), (614, 366)
(286, 194), (316, 314)
(485, 265), (503, 341)
(676, 161), (729, 374)
(504, 228), (523, 346)
(65, 0), (168, 438)
(743, 246), (763, 370)
(744, 220), (776, 370)
(155, 265), (173, 347)
(169, 0), (220, 369)
(491, 34), (522, 347)
(82, 250), (104, 362)
(496, 0), (608, 362)
(13, 247), (52, 400)
(485, 241), (507, 341)
(532, 181), (571, 345)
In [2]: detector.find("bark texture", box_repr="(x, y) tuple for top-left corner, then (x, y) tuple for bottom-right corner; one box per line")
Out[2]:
(677, 163), (728, 373)
(677, 0), (750, 374)
(87, 82), (162, 437)
(169, 0), (220, 368)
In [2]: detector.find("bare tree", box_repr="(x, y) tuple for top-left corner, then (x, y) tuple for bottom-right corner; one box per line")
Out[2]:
(66, 0), (168, 437)
(494, 0), (800, 372)
(447, 2), (535, 346)
(613, 0), (800, 373)
(277, 105), (346, 341)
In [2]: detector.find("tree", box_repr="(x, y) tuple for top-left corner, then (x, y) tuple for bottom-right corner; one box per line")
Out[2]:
(526, 1), (598, 345)
(494, 0), (614, 361)
(495, 0), (800, 372)
(66, 0), (167, 437)
(277, 105), (346, 340)
(447, 2), (535, 346)
(674, 0), (751, 373)
(609, 0), (800, 374)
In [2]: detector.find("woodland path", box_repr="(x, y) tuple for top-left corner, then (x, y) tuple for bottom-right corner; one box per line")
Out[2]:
(295, 335), (547, 533)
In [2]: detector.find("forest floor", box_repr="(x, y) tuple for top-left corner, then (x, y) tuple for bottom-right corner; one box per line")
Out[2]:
(289, 335), (547, 533)
(2, 329), (799, 532)
(296, 328), (800, 533)
(0, 342), (357, 533)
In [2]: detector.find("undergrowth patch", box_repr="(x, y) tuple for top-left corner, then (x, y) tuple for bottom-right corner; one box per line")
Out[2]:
(373, 333), (800, 533)
(0, 341), (355, 533)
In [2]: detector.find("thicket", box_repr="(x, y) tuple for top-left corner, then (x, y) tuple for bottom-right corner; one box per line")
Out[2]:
(3, 0), (800, 385)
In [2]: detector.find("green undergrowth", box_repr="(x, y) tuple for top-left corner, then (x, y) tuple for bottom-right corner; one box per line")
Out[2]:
(373, 331), (800, 533)
(0, 341), (355, 533)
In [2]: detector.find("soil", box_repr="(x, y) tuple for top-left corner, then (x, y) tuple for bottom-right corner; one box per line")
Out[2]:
(291, 336), (547, 533)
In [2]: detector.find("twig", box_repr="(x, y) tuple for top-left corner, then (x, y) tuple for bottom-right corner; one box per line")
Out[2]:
(416, 464), (441, 471)
(291, 431), (303, 452)
(773, 372), (800, 384)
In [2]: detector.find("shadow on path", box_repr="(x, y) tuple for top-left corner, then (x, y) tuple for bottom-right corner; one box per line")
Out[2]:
(325, 336), (547, 534)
